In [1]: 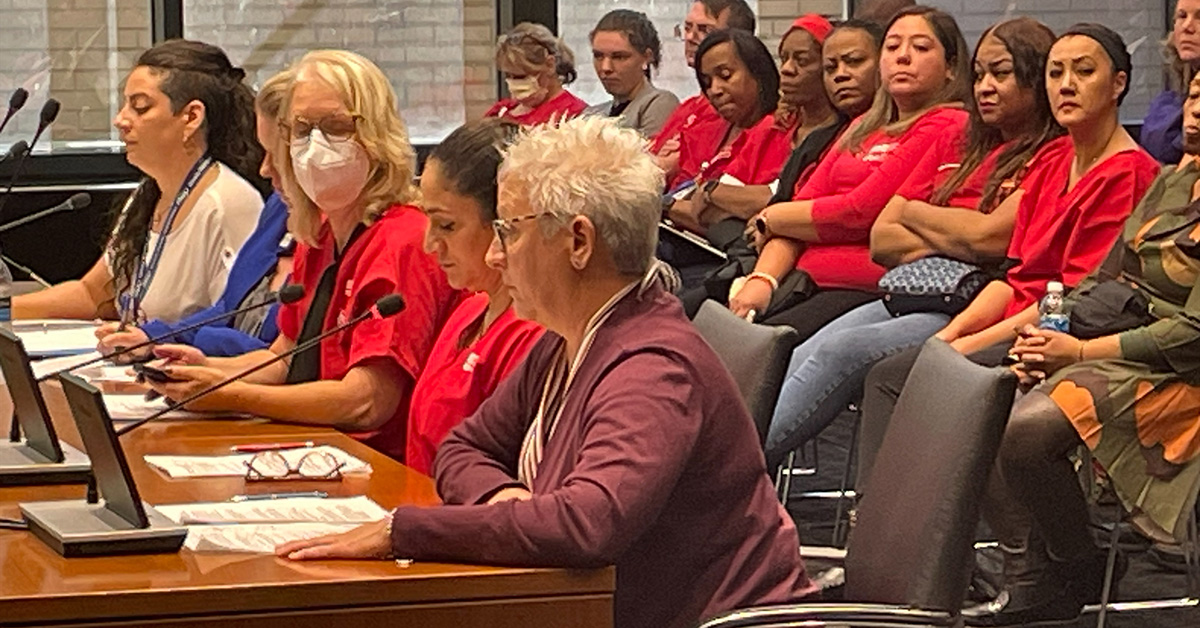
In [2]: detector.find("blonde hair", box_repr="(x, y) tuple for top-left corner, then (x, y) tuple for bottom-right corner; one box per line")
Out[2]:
(279, 50), (418, 244)
(496, 22), (578, 85)
(499, 116), (663, 276)
(1166, 32), (1198, 93)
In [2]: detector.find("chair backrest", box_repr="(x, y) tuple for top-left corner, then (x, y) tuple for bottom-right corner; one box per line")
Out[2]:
(692, 300), (800, 445)
(846, 338), (1016, 612)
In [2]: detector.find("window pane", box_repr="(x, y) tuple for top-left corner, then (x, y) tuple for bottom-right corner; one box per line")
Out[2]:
(183, 0), (498, 144)
(923, 0), (1165, 122)
(0, 0), (151, 153)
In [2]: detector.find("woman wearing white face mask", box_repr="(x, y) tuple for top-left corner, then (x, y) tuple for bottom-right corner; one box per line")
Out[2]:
(144, 50), (462, 461)
(485, 22), (588, 126)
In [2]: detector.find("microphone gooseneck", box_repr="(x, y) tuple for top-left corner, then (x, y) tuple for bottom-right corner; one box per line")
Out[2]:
(36, 284), (308, 382)
(112, 293), (406, 437)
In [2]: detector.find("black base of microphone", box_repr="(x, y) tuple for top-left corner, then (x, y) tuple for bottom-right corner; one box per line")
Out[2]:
(19, 500), (186, 557)
(0, 439), (91, 486)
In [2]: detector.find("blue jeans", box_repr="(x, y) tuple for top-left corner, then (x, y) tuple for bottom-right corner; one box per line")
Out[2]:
(763, 300), (948, 465)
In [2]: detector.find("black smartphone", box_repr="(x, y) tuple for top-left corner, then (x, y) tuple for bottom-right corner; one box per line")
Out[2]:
(132, 362), (182, 384)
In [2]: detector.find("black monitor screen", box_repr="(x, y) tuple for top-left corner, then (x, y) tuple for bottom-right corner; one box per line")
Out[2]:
(0, 329), (63, 462)
(58, 374), (148, 528)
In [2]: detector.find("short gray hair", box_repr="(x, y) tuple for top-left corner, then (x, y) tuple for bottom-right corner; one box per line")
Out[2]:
(499, 116), (663, 276)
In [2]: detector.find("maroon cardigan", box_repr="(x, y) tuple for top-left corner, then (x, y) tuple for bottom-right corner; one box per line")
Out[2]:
(389, 283), (816, 628)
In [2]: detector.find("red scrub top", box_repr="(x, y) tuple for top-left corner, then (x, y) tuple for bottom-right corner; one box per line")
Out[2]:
(896, 135), (1024, 210)
(722, 116), (798, 185)
(405, 293), (543, 476)
(485, 89), (588, 127)
(789, 107), (969, 290)
(650, 94), (721, 154)
(277, 205), (462, 460)
(1002, 136), (1160, 317)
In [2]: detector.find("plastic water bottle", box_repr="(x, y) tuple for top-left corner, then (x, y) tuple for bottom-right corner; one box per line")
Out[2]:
(1038, 280), (1070, 333)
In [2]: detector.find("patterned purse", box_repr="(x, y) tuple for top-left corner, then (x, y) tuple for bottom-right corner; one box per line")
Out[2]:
(879, 256), (991, 317)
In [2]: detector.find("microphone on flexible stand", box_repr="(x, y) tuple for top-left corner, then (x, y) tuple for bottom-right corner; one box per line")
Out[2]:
(114, 293), (406, 437)
(0, 254), (49, 288)
(0, 88), (29, 135)
(0, 99), (61, 215)
(0, 140), (28, 167)
(0, 192), (89, 234)
(34, 284), (307, 383)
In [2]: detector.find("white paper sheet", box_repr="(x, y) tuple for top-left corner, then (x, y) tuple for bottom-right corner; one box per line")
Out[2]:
(156, 495), (388, 525)
(102, 392), (218, 421)
(184, 523), (362, 553)
(16, 324), (99, 358)
(143, 445), (372, 478)
(30, 351), (104, 380)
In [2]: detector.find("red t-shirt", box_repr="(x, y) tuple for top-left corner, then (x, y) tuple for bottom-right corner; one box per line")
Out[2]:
(790, 107), (970, 290)
(1002, 136), (1160, 317)
(277, 205), (462, 460)
(484, 89), (588, 127)
(722, 116), (797, 186)
(405, 293), (543, 476)
(650, 94), (721, 153)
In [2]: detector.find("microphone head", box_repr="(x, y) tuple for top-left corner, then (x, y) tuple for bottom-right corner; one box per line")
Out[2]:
(39, 99), (60, 126)
(374, 294), (406, 318)
(2, 140), (29, 164)
(9, 88), (28, 111)
(65, 192), (91, 210)
(277, 284), (305, 304)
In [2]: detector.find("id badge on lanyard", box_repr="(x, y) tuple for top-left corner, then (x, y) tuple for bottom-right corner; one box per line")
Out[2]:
(119, 154), (215, 324)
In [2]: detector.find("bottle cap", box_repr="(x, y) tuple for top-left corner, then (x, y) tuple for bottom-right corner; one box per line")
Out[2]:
(1047, 281), (1064, 293)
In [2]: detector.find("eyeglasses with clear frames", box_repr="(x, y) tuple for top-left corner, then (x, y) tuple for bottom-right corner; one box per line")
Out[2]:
(491, 210), (558, 254)
(284, 113), (363, 145)
(244, 450), (345, 482)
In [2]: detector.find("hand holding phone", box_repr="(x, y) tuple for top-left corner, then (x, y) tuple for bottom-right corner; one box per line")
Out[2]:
(133, 362), (182, 384)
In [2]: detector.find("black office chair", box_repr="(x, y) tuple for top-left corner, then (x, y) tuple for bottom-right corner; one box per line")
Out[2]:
(691, 300), (800, 446)
(698, 338), (1017, 627)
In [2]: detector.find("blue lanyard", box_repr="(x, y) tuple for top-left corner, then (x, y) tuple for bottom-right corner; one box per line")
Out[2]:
(120, 154), (215, 323)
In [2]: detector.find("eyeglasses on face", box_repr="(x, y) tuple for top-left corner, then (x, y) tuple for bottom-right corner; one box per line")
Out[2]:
(673, 22), (717, 41)
(283, 113), (363, 144)
(490, 210), (559, 254)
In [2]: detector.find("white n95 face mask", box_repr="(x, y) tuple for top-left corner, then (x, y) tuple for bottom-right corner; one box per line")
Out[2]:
(290, 132), (371, 212)
(505, 77), (541, 102)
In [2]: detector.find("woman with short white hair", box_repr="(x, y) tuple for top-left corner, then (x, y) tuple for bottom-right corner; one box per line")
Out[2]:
(277, 116), (817, 628)
(146, 50), (460, 461)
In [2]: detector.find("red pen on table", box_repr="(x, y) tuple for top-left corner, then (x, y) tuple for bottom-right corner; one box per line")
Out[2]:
(230, 441), (316, 453)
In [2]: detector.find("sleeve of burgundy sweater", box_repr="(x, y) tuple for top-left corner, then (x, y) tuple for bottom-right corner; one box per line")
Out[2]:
(809, 109), (968, 243)
(392, 351), (703, 568)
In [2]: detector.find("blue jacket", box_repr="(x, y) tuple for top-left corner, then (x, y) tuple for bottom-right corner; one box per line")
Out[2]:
(140, 192), (289, 356)
(1140, 89), (1184, 165)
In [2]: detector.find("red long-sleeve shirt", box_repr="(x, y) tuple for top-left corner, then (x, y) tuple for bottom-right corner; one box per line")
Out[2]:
(790, 107), (970, 290)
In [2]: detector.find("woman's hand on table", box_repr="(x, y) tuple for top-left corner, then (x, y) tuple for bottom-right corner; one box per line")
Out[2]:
(276, 518), (393, 560)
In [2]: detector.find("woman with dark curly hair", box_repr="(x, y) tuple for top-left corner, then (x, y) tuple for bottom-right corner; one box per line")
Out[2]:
(14, 39), (265, 324)
(583, 9), (679, 137)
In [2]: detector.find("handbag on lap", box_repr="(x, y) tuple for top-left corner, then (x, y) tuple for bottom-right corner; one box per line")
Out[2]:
(878, 256), (992, 317)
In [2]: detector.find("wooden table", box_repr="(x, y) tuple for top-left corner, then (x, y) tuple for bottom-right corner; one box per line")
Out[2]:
(0, 386), (614, 627)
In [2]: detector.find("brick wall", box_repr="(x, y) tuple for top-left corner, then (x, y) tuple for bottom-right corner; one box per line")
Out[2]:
(0, 0), (148, 147)
(184, 0), (497, 144)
